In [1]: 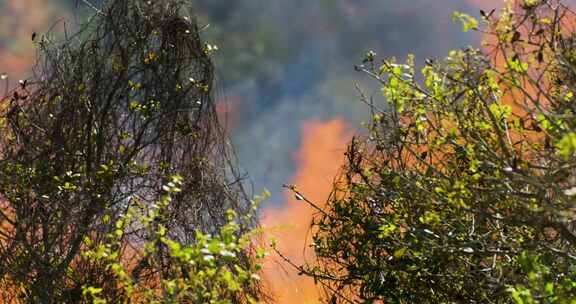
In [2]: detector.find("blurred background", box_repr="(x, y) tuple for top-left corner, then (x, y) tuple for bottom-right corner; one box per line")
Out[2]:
(0, 0), (482, 202)
(0, 1), (494, 302)
(194, 0), (480, 203)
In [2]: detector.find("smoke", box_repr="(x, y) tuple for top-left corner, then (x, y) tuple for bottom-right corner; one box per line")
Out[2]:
(261, 119), (352, 303)
(184, 1), (485, 202)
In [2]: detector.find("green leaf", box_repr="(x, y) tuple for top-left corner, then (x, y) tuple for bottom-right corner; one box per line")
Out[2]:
(394, 247), (408, 259)
(452, 12), (479, 32)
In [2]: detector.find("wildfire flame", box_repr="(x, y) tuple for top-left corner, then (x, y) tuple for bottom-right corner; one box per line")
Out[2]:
(261, 119), (352, 304)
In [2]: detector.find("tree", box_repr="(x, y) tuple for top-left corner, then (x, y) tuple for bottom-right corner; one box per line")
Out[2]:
(0, 0), (257, 302)
(299, 1), (576, 302)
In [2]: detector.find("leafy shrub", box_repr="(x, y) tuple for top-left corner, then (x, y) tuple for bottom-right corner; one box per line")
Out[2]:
(81, 175), (266, 304)
(301, 1), (576, 303)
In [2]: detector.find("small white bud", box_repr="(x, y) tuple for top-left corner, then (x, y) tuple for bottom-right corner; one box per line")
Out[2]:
(564, 187), (576, 196)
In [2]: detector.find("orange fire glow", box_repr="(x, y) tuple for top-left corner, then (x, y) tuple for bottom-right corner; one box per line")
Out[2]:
(261, 119), (353, 304)
(467, 0), (505, 10)
(0, 0), (65, 82)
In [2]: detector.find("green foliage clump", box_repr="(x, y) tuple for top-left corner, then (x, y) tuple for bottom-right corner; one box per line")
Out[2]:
(81, 175), (266, 304)
(301, 1), (576, 303)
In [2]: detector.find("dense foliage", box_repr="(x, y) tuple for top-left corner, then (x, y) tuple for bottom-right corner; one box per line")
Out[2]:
(0, 0), (257, 302)
(81, 175), (266, 304)
(302, 1), (576, 303)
